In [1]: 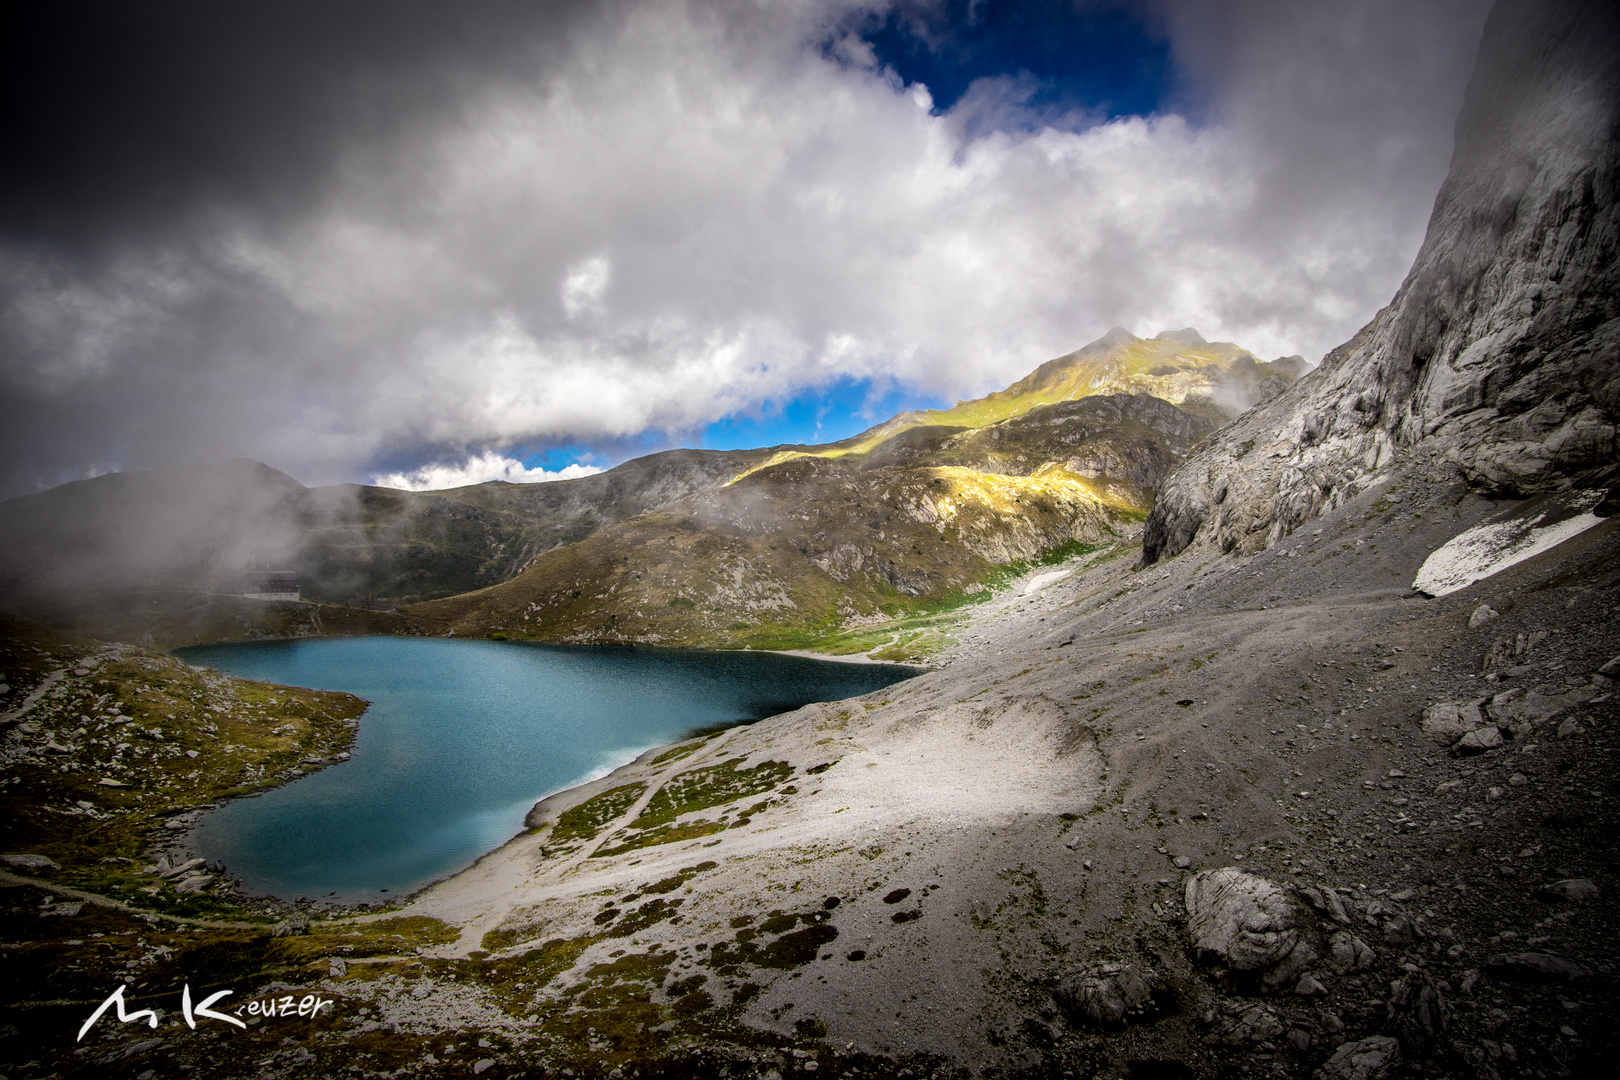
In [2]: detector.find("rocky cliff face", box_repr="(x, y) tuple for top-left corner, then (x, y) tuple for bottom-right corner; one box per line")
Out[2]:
(1145, 0), (1620, 563)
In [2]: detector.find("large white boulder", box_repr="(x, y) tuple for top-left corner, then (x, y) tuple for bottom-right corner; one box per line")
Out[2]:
(1184, 868), (1301, 971)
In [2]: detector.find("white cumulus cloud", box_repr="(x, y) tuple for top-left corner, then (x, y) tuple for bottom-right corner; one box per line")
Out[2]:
(373, 452), (602, 492)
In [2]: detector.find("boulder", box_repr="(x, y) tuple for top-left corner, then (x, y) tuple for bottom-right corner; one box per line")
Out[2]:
(1295, 884), (1348, 923)
(1185, 868), (1301, 970)
(1327, 931), (1377, 974)
(1383, 916), (1417, 945)
(1536, 878), (1599, 902)
(1484, 952), (1589, 983)
(1488, 684), (1592, 727)
(1454, 727), (1504, 754)
(1422, 701), (1486, 743)
(1295, 974), (1327, 997)
(160, 857), (205, 879)
(272, 913), (311, 938)
(1054, 962), (1161, 1026)
(1206, 1002), (1285, 1047)
(1262, 939), (1319, 990)
(1, 853), (59, 870)
(1387, 972), (1450, 1055)
(1315, 1036), (1401, 1080)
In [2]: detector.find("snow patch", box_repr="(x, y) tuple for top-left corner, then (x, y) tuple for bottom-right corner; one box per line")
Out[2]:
(1023, 568), (1074, 596)
(1414, 490), (1608, 597)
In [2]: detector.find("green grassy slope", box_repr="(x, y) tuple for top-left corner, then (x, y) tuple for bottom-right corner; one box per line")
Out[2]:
(724, 327), (1303, 484)
(404, 392), (1222, 652)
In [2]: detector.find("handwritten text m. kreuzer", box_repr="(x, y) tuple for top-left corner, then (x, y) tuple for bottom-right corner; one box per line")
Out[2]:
(78, 984), (334, 1040)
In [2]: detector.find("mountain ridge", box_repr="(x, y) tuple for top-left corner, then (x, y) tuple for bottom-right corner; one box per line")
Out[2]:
(1, 326), (1302, 651)
(401, 327), (1303, 652)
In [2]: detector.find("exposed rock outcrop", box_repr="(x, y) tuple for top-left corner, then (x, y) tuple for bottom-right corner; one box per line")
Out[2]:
(1053, 961), (1164, 1027)
(1386, 971), (1452, 1056)
(1184, 868), (1307, 973)
(1145, 0), (1620, 564)
(1205, 1002), (1285, 1047)
(1326, 931), (1377, 976)
(1315, 1036), (1401, 1080)
(1484, 951), (1591, 982)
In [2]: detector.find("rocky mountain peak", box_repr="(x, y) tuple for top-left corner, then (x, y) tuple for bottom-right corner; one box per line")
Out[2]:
(1144, 0), (1619, 564)
(1154, 327), (1208, 347)
(958, 325), (1302, 435)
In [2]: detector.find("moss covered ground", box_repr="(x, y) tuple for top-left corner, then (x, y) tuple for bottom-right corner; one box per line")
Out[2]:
(546, 782), (647, 851)
(0, 614), (368, 921)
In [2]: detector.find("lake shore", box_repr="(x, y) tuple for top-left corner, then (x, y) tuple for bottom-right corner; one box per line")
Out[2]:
(753, 646), (929, 667)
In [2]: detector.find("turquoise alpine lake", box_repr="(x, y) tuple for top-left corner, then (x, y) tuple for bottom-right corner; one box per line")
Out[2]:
(175, 637), (916, 903)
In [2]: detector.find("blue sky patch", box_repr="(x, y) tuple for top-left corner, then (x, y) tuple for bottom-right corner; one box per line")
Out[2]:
(519, 444), (600, 472)
(855, 0), (1171, 123)
(697, 376), (950, 451)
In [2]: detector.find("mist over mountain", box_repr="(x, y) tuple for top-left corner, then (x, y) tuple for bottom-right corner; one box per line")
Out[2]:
(0, 451), (769, 607)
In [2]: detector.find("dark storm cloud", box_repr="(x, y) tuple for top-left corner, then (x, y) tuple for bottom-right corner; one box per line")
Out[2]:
(0, 1), (593, 245)
(0, 0), (1495, 498)
(0, 0), (600, 492)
